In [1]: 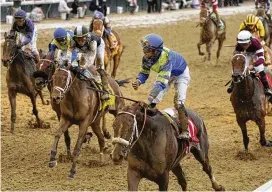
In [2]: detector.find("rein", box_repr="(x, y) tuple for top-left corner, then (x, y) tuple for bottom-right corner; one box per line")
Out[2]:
(112, 108), (147, 153)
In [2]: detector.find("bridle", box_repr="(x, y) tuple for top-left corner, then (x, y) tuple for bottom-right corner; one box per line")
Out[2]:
(112, 108), (147, 156)
(231, 54), (249, 84)
(53, 68), (73, 99)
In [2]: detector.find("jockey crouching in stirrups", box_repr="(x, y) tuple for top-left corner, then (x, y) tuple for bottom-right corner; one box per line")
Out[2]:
(89, 10), (117, 50)
(48, 27), (77, 68)
(199, 0), (224, 32)
(132, 34), (191, 140)
(239, 14), (271, 65)
(71, 25), (110, 100)
(227, 30), (272, 96)
(9, 10), (40, 64)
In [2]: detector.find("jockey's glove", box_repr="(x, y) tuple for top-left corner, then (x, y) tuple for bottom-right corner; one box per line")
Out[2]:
(132, 79), (141, 90)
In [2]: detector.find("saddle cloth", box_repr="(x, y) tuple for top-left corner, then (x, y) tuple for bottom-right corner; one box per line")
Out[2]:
(160, 108), (199, 143)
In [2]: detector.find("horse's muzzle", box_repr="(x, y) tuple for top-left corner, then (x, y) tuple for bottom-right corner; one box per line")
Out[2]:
(51, 95), (62, 104)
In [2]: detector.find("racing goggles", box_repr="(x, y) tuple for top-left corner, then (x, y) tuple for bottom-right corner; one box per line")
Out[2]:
(56, 37), (66, 43)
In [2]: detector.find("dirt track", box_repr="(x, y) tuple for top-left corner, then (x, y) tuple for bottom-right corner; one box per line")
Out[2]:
(1, 11), (272, 191)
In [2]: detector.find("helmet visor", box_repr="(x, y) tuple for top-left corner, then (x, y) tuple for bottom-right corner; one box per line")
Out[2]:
(56, 37), (66, 45)
(75, 36), (87, 46)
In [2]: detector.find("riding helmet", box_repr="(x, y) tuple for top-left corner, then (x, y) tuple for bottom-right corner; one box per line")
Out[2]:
(54, 28), (67, 39)
(140, 34), (164, 51)
(245, 14), (257, 25)
(237, 30), (252, 44)
(14, 10), (26, 19)
(93, 10), (104, 19)
(74, 26), (89, 37)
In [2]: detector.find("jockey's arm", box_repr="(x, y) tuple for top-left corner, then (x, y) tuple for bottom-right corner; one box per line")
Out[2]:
(239, 22), (246, 32)
(104, 17), (112, 35)
(254, 42), (265, 66)
(136, 57), (152, 85)
(21, 19), (34, 46)
(96, 38), (105, 70)
(257, 20), (265, 40)
(48, 42), (58, 59)
(88, 40), (97, 67)
(148, 62), (171, 103)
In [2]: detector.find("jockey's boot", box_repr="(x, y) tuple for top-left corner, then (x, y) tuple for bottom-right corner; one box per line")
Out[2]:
(260, 71), (272, 95)
(176, 103), (189, 141)
(97, 68), (110, 100)
(227, 82), (234, 94)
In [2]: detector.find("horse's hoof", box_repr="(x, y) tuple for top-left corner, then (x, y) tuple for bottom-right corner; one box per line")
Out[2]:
(199, 52), (205, 56)
(265, 140), (272, 147)
(48, 161), (57, 168)
(68, 175), (74, 180)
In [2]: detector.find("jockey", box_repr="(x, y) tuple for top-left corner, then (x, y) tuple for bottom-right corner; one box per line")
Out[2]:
(9, 10), (40, 63)
(255, 0), (271, 22)
(72, 25), (110, 100)
(89, 10), (117, 50)
(239, 14), (271, 64)
(227, 30), (272, 95)
(199, 0), (224, 30)
(48, 27), (77, 67)
(132, 34), (191, 140)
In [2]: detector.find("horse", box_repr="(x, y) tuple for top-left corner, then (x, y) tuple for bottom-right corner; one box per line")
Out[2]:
(1, 32), (48, 133)
(230, 53), (272, 150)
(256, 8), (272, 48)
(111, 103), (225, 191)
(48, 65), (127, 178)
(197, 8), (226, 61)
(90, 19), (124, 78)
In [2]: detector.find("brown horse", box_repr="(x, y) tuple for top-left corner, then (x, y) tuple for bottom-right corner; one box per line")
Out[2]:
(230, 53), (272, 150)
(90, 19), (124, 78)
(111, 103), (225, 191)
(256, 9), (272, 47)
(49, 65), (126, 178)
(197, 8), (226, 61)
(1, 32), (48, 133)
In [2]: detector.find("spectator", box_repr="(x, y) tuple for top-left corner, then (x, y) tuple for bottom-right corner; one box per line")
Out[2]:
(127, 0), (137, 14)
(58, 0), (72, 20)
(89, 0), (107, 16)
(71, 0), (87, 18)
(147, 0), (155, 13)
(12, 0), (22, 15)
(30, 5), (45, 22)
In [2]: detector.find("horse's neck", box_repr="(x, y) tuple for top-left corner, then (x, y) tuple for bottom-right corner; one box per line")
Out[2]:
(202, 21), (216, 37)
(10, 52), (35, 75)
(235, 76), (255, 99)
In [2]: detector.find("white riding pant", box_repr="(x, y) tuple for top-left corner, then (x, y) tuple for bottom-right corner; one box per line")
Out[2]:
(82, 39), (105, 70)
(16, 26), (38, 55)
(245, 54), (265, 72)
(152, 66), (191, 105)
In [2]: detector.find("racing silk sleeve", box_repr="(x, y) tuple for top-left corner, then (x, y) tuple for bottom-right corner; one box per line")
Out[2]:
(239, 22), (246, 31)
(256, 19), (265, 38)
(21, 18), (34, 46)
(252, 38), (265, 66)
(88, 40), (97, 67)
(103, 17), (112, 35)
(211, 0), (218, 11)
(137, 57), (152, 84)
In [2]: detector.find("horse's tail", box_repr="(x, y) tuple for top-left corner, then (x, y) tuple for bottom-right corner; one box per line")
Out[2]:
(115, 78), (130, 87)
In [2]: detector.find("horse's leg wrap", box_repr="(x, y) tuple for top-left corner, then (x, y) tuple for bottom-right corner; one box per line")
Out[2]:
(175, 103), (189, 140)
(97, 68), (110, 100)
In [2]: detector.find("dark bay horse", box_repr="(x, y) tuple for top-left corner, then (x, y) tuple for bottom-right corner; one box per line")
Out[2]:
(49, 65), (126, 178)
(111, 103), (224, 191)
(1, 32), (47, 133)
(230, 53), (272, 150)
(197, 8), (226, 61)
(90, 19), (124, 78)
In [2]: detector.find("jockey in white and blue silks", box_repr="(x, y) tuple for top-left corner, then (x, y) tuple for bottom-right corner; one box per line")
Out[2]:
(48, 28), (77, 67)
(132, 34), (191, 140)
(9, 10), (40, 63)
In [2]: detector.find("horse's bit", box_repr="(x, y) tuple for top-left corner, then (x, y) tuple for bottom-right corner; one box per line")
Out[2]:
(112, 108), (147, 155)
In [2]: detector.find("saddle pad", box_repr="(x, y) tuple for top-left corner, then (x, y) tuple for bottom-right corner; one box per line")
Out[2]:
(162, 108), (199, 143)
